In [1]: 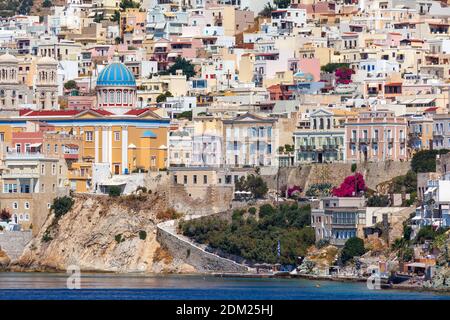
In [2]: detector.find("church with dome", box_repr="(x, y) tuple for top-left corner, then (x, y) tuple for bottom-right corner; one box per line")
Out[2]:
(96, 56), (137, 113)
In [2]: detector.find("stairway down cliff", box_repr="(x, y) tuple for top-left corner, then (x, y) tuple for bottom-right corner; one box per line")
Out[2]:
(12, 193), (196, 273)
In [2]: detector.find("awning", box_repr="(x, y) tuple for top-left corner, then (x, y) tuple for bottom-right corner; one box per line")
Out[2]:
(65, 144), (79, 149)
(30, 143), (42, 148)
(99, 181), (126, 186)
(167, 52), (179, 58)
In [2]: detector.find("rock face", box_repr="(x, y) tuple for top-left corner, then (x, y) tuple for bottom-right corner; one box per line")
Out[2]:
(14, 193), (196, 273)
(298, 245), (339, 274)
(0, 249), (10, 269)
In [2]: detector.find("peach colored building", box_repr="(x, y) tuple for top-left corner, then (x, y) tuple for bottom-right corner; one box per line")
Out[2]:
(344, 110), (408, 163)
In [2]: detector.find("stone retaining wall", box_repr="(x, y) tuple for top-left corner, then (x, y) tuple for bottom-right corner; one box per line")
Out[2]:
(157, 220), (248, 273)
(0, 231), (32, 261)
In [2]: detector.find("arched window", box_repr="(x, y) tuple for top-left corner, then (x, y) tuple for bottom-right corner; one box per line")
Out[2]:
(123, 90), (128, 103)
(104, 90), (108, 103)
(319, 118), (324, 130)
(327, 118), (331, 129)
(110, 91), (115, 104)
(313, 119), (316, 129)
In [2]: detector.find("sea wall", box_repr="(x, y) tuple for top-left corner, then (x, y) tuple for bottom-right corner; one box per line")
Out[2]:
(0, 231), (32, 261)
(157, 220), (249, 273)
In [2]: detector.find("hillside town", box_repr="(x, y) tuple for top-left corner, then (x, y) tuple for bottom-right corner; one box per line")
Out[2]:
(0, 0), (449, 292)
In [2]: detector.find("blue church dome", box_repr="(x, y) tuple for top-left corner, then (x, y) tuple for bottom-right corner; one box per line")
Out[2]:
(97, 62), (136, 87)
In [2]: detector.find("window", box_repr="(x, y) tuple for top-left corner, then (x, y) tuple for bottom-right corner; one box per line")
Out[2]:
(4, 184), (18, 193)
(47, 203), (51, 209)
(203, 175), (208, 184)
(47, 143), (50, 153)
(193, 175), (197, 184)
(24, 202), (30, 210)
(13, 202), (18, 209)
(16, 143), (21, 153)
(0, 132), (4, 141)
(85, 131), (93, 141)
(41, 164), (45, 175)
(52, 164), (56, 175)
(54, 144), (58, 153)
(41, 184), (45, 192)
(114, 131), (120, 141)
(183, 175), (187, 184)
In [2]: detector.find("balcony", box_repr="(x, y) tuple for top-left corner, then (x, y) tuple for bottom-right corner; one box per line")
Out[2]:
(371, 137), (378, 144)
(359, 138), (369, 144)
(399, 137), (406, 144)
(387, 138), (394, 144)
(350, 138), (358, 143)
(5, 151), (47, 160)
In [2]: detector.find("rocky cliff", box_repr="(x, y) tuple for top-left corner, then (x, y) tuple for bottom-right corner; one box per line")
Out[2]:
(13, 193), (195, 274)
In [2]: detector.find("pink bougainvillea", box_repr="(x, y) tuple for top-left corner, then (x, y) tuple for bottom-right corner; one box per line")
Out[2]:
(335, 67), (354, 85)
(287, 185), (302, 198)
(331, 173), (366, 197)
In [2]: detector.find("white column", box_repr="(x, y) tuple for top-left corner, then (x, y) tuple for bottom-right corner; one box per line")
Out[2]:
(122, 126), (128, 174)
(102, 126), (108, 164)
(94, 127), (99, 163)
(108, 127), (113, 171)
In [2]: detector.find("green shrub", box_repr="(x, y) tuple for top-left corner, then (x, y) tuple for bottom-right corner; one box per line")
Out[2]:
(51, 196), (75, 218)
(109, 186), (121, 197)
(115, 234), (123, 243)
(351, 163), (357, 173)
(341, 237), (365, 264)
(259, 204), (275, 218)
(248, 207), (257, 215)
(139, 230), (147, 240)
(179, 204), (314, 265)
(411, 149), (450, 173)
(42, 231), (53, 243)
(367, 195), (389, 207)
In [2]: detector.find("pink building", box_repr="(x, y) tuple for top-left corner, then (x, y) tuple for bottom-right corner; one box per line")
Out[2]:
(344, 110), (408, 163)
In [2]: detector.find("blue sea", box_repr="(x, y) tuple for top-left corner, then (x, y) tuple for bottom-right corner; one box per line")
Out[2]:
(0, 273), (449, 300)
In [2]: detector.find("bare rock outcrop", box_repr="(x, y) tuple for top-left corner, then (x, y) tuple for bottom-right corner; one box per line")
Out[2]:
(13, 193), (195, 273)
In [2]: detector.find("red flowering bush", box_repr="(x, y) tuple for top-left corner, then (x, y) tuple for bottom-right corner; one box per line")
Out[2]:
(287, 185), (302, 198)
(332, 173), (366, 197)
(335, 67), (354, 85)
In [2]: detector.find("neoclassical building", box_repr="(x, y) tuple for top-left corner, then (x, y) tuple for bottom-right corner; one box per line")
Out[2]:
(0, 53), (21, 109)
(96, 58), (137, 113)
(35, 56), (59, 110)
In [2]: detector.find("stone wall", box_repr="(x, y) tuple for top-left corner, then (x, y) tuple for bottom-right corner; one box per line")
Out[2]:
(0, 231), (32, 261)
(157, 220), (248, 273)
(168, 185), (234, 215)
(262, 161), (411, 193)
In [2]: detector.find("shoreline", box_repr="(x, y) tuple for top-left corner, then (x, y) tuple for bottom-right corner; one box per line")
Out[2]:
(2, 268), (450, 294)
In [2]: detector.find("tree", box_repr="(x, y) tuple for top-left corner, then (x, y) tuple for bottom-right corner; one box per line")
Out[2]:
(246, 174), (268, 199)
(93, 13), (104, 23)
(119, 0), (140, 10)
(111, 10), (120, 22)
(411, 149), (450, 173)
(51, 196), (75, 218)
(42, 0), (52, 8)
(64, 80), (78, 91)
(156, 91), (173, 103)
(367, 194), (389, 207)
(109, 186), (121, 197)
(321, 63), (350, 73)
(177, 110), (192, 120)
(259, 3), (274, 17)
(332, 173), (366, 197)
(341, 237), (365, 264)
(274, 0), (291, 9)
(166, 57), (196, 79)
(0, 209), (11, 222)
